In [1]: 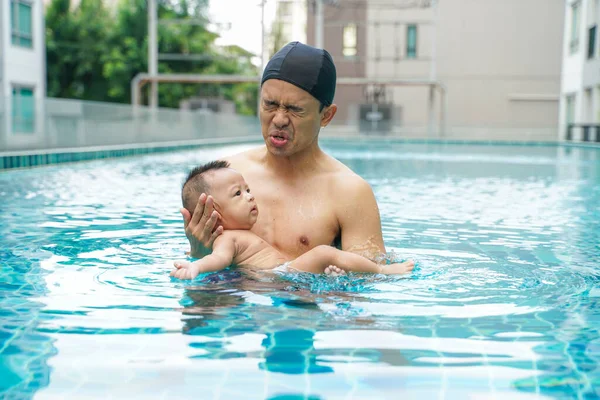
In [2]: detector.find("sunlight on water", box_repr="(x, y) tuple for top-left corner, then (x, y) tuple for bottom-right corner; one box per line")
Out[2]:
(0, 141), (599, 399)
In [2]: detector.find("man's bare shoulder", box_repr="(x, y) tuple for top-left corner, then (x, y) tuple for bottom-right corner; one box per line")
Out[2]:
(322, 154), (371, 195)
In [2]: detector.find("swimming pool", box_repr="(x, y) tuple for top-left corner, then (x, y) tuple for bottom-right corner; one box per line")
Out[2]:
(1, 139), (599, 399)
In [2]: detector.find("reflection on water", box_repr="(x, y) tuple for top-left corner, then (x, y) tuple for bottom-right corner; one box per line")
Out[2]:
(0, 141), (599, 399)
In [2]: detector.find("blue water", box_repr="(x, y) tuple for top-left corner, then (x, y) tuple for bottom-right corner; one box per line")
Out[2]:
(1, 140), (599, 399)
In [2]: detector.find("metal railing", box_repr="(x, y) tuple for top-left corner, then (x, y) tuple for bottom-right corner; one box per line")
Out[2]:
(566, 123), (600, 143)
(0, 96), (260, 153)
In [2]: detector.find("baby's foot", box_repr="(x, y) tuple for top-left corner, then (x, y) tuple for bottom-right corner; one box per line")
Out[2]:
(324, 265), (346, 277)
(383, 260), (415, 275)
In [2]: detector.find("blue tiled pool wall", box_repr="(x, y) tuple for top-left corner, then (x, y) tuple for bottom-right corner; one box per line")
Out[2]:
(0, 137), (262, 170)
(1, 148), (163, 169)
(0, 145), (207, 170)
(2, 136), (599, 171)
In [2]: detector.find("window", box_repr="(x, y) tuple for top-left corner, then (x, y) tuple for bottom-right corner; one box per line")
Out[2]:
(570, 2), (580, 53)
(585, 88), (593, 122)
(566, 94), (576, 125)
(12, 87), (35, 133)
(406, 25), (417, 59)
(343, 24), (357, 57)
(588, 25), (597, 59)
(10, 0), (33, 48)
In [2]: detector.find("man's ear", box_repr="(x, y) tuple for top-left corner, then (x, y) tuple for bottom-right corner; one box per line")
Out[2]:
(320, 104), (337, 128)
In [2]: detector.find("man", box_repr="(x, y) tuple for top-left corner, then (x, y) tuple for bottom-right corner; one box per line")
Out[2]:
(181, 41), (386, 261)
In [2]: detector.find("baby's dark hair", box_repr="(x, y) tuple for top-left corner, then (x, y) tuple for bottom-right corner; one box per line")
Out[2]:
(181, 160), (230, 214)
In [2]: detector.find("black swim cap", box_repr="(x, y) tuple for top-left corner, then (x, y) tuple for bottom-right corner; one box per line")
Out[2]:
(261, 41), (336, 107)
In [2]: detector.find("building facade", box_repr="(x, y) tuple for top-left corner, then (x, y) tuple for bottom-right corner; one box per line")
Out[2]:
(266, 0), (308, 63)
(559, 0), (600, 141)
(0, 0), (46, 149)
(307, 0), (367, 125)
(308, 0), (565, 140)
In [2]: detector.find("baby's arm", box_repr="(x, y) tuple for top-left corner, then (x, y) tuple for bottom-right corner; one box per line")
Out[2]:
(171, 236), (235, 280)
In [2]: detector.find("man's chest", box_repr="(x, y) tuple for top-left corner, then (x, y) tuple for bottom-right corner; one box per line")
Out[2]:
(250, 183), (339, 258)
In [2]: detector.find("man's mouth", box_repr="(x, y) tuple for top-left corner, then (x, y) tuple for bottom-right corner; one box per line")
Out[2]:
(269, 132), (289, 148)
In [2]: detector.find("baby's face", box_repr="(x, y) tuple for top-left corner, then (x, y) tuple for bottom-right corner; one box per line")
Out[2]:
(208, 168), (258, 230)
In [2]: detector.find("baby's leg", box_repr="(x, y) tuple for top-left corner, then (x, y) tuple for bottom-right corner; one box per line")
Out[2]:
(290, 245), (415, 275)
(289, 245), (384, 274)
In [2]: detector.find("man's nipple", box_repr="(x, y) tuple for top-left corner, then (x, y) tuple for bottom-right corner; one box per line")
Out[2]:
(299, 235), (310, 247)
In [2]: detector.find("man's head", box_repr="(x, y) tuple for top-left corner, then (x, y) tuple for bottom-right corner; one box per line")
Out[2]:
(260, 42), (338, 157)
(182, 161), (258, 230)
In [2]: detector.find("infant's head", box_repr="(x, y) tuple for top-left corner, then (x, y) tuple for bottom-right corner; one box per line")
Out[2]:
(182, 161), (258, 230)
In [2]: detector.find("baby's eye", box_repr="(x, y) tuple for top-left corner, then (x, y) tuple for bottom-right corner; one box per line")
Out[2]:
(235, 190), (241, 196)
(246, 188), (251, 193)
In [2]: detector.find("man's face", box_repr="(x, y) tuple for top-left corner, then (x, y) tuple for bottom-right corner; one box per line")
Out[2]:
(259, 79), (325, 157)
(208, 169), (258, 230)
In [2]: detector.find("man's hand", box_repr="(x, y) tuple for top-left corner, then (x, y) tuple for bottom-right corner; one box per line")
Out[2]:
(180, 193), (224, 258)
(170, 260), (201, 280)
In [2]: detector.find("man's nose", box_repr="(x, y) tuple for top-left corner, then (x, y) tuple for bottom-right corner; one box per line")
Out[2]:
(272, 109), (289, 129)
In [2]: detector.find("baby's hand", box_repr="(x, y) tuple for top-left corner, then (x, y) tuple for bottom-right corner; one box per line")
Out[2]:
(170, 260), (201, 280)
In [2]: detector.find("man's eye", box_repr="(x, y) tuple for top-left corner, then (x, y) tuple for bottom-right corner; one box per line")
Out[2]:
(235, 190), (241, 196)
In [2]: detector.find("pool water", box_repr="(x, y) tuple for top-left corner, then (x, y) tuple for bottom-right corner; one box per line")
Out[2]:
(1, 140), (599, 399)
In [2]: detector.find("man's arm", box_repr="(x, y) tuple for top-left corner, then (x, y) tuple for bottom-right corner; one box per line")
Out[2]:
(171, 236), (236, 280)
(335, 175), (386, 259)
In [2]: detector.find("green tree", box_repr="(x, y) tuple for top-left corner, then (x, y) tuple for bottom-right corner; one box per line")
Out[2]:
(101, 0), (149, 103)
(46, 0), (112, 101)
(45, 0), (80, 98)
(269, 20), (287, 59)
(46, 0), (259, 114)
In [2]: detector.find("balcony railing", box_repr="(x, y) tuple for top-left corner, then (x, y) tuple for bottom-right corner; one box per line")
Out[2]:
(566, 123), (600, 142)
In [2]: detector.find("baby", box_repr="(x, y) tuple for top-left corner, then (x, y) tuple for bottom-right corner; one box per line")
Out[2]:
(171, 160), (415, 280)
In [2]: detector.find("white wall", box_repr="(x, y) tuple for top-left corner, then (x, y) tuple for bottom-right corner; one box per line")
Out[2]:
(1, 0), (46, 145)
(366, 6), (434, 79)
(0, 0), (4, 88)
(365, 0), (564, 140)
(559, 0), (600, 140)
(560, 0), (585, 139)
(2, 0), (46, 97)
